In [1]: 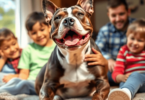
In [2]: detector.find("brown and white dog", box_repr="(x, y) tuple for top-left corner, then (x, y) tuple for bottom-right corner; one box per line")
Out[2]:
(35, 0), (110, 100)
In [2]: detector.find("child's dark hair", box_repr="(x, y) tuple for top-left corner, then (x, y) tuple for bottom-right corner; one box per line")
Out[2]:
(107, 0), (128, 11)
(126, 18), (145, 39)
(25, 12), (48, 31)
(0, 28), (16, 46)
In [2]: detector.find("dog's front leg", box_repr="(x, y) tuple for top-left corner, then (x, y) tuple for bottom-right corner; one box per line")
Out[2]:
(92, 79), (110, 100)
(39, 80), (60, 100)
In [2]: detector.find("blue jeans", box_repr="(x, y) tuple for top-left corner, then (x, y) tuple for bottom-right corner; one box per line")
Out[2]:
(108, 71), (119, 86)
(0, 78), (37, 95)
(119, 72), (145, 99)
(1, 64), (16, 74)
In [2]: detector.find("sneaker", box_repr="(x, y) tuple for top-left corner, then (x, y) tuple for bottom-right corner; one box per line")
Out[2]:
(108, 88), (131, 100)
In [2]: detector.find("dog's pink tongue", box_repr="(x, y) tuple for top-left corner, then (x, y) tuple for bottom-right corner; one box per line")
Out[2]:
(65, 34), (79, 46)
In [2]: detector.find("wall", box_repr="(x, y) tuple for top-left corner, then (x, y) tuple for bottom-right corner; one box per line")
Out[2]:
(95, 1), (109, 31)
(94, 0), (145, 31)
(32, 0), (42, 12)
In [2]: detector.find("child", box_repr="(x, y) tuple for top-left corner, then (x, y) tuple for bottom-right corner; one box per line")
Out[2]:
(0, 11), (108, 96)
(18, 12), (55, 80)
(0, 28), (22, 83)
(0, 12), (55, 95)
(108, 18), (145, 100)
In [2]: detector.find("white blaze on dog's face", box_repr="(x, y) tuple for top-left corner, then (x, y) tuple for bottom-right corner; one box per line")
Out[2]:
(52, 6), (93, 48)
(42, 0), (94, 49)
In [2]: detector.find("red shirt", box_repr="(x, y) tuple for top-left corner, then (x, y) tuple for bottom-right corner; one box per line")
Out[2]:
(112, 45), (145, 82)
(6, 49), (22, 73)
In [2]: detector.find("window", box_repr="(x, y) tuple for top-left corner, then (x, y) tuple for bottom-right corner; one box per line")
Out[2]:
(0, 0), (15, 34)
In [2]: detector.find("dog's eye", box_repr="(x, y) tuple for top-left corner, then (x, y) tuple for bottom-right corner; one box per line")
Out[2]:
(77, 12), (84, 16)
(54, 15), (61, 20)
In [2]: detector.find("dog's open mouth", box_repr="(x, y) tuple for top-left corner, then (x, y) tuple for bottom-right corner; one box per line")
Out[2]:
(55, 30), (90, 46)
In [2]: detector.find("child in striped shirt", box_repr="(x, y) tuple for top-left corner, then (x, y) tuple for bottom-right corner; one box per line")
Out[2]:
(108, 18), (145, 100)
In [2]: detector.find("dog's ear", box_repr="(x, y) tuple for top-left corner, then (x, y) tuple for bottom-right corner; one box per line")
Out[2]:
(77, 0), (94, 16)
(41, 0), (59, 23)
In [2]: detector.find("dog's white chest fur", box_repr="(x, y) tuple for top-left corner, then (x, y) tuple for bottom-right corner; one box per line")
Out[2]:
(59, 62), (95, 86)
(56, 41), (95, 97)
(59, 63), (95, 97)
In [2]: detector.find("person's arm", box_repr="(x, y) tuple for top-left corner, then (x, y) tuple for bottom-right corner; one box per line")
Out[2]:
(112, 46), (126, 83)
(116, 74), (126, 83)
(96, 29), (114, 72)
(2, 48), (30, 82)
(3, 69), (30, 82)
(18, 46), (31, 80)
(116, 73), (131, 83)
(1, 49), (19, 83)
(3, 74), (19, 83)
(18, 69), (29, 80)
(95, 29), (111, 60)
(84, 48), (108, 67)
(0, 57), (7, 71)
(0, 50), (7, 71)
(107, 59), (116, 72)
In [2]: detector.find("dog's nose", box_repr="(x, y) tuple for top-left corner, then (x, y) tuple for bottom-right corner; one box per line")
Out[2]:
(63, 17), (75, 27)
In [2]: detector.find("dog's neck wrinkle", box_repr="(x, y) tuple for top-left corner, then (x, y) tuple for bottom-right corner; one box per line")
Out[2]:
(58, 41), (90, 66)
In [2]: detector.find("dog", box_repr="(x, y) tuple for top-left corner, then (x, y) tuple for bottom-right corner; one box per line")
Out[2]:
(35, 0), (110, 100)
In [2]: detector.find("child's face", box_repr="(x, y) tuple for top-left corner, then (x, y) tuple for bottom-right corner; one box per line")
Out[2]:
(127, 33), (145, 54)
(28, 22), (51, 47)
(0, 37), (20, 59)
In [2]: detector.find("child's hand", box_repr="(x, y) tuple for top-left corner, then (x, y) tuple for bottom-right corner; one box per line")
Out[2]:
(0, 50), (3, 58)
(0, 50), (7, 71)
(116, 73), (131, 83)
(3, 74), (18, 83)
(0, 50), (7, 60)
(124, 73), (131, 80)
(116, 74), (126, 83)
(84, 48), (108, 66)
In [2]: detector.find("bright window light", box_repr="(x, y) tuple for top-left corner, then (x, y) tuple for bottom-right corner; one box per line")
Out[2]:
(0, 0), (15, 34)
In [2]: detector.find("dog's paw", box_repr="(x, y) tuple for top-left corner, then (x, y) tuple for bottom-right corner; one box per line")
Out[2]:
(39, 96), (54, 100)
(39, 89), (54, 100)
(53, 95), (63, 100)
(92, 95), (103, 100)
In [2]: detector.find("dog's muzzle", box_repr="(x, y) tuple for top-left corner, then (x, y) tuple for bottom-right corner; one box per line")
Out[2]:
(55, 30), (90, 47)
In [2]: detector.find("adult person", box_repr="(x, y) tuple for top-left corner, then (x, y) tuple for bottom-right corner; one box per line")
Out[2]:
(96, 0), (135, 86)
